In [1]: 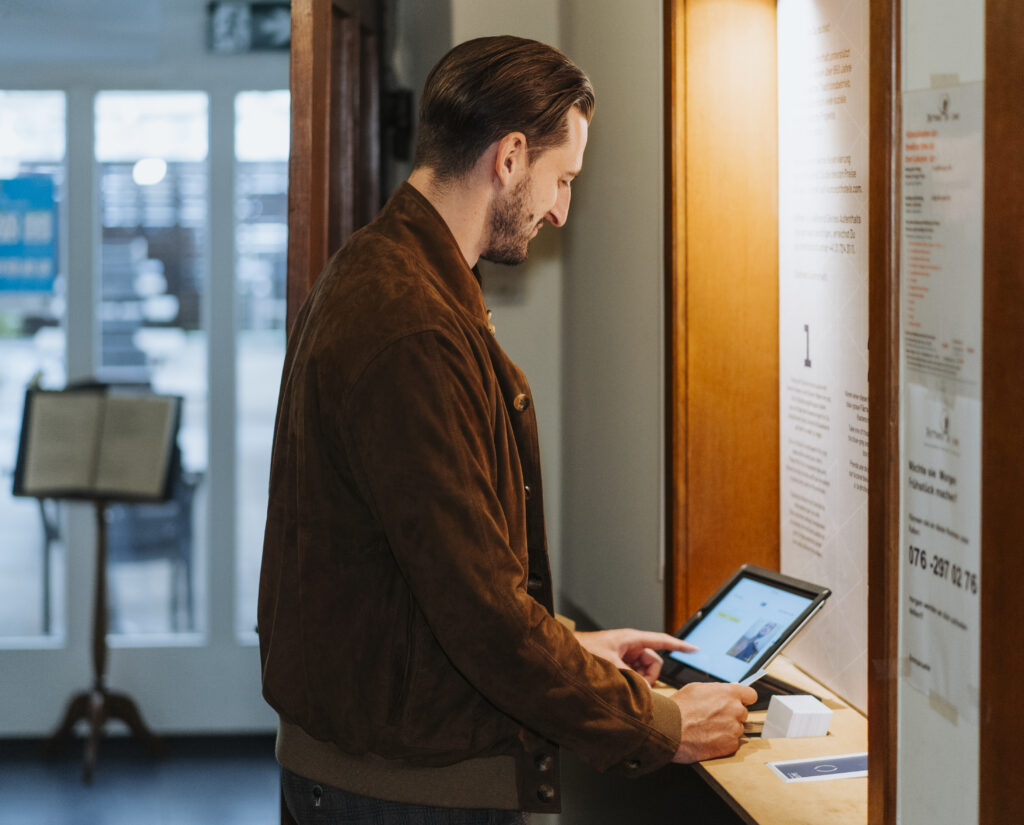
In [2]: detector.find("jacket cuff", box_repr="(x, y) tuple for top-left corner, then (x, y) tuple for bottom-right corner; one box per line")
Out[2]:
(604, 690), (681, 777)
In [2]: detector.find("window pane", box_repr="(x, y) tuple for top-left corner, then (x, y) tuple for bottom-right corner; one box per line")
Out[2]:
(95, 91), (208, 636)
(234, 91), (288, 638)
(0, 91), (67, 639)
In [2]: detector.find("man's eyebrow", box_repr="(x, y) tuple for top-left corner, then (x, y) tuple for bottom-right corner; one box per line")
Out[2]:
(565, 167), (582, 179)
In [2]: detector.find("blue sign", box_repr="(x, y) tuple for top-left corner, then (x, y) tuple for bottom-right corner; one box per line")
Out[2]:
(0, 176), (59, 293)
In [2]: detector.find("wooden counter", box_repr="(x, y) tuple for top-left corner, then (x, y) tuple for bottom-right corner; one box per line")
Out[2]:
(661, 657), (867, 825)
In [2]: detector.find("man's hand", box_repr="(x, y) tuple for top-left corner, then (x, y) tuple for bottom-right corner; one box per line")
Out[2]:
(669, 682), (758, 763)
(575, 628), (696, 685)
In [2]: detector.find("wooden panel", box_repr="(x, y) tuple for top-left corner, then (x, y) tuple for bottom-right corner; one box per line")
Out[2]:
(328, 11), (360, 253)
(331, 0), (362, 15)
(664, 0), (688, 632)
(866, 1), (900, 823)
(980, 3), (1024, 823)
(359, 28), (381, 226)
(287, 0), (333, 330)
(287, 0), (381, 330)
(668, 0), (779, 628)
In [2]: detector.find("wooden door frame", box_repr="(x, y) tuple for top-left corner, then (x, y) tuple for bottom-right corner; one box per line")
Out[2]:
(287, 0), (381, 331)
(866, 0), (900, 821)
(663, 0), (780, 634)
(663, 0), (688, 633)
(980, 3), (1024, 822)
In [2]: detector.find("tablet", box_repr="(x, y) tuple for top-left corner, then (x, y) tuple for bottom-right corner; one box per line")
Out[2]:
(658, 564), (831, 688)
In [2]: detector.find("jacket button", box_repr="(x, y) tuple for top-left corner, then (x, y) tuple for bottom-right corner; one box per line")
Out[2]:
(513, 393), (531, 411)
(524, 484), (532, 500)
(527, 574), (543, 591)
(537, 783), (555, 803)
(535, 752), (553, 771)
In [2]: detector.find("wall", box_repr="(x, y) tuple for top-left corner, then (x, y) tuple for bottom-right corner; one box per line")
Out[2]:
(559, 0), (666, 631)
(385, 0), (450, 190)
(392, 0), (663, 629)
(442, 1), (567, 599)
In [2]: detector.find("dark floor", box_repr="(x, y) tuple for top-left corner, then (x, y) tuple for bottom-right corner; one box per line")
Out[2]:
(0, 732), (745, 825)
(0, 734), (279, 825)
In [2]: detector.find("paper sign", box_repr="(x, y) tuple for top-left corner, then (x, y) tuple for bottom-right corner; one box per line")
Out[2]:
(0, 176), (58, 293)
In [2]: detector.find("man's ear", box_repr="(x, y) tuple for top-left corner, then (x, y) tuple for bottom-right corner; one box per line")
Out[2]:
(493, 131), (528, 186)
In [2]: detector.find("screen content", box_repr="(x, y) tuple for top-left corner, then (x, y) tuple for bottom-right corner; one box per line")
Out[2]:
(668, 577), (815, 682)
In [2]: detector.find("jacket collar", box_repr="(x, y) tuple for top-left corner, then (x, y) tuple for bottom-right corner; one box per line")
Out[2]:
(379, 182), (489, 326)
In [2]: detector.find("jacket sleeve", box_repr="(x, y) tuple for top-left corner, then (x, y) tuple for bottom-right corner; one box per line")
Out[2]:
(336, 327), (681, 776)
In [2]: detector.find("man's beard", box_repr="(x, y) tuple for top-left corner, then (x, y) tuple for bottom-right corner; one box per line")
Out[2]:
(481, 177), (539, 266)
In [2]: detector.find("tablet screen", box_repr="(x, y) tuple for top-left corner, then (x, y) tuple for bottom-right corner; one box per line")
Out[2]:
(667, 575), (815, 682)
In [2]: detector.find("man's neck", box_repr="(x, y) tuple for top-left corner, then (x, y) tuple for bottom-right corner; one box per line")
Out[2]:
(407, 167), (490, 269)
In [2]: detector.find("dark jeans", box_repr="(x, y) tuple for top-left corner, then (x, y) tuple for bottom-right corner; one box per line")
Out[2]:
(282, 768), (531, 825)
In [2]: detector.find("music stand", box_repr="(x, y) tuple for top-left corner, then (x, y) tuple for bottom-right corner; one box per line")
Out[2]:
(12, 383), (182, 781)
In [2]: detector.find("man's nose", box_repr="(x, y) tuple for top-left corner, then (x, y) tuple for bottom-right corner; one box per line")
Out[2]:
(546, 187), (571, 228)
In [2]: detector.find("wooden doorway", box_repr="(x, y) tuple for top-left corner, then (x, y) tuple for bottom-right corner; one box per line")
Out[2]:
(287, 0), (383, 329)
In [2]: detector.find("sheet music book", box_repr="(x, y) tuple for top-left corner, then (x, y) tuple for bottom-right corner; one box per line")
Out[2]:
(12, 386), (181, 502)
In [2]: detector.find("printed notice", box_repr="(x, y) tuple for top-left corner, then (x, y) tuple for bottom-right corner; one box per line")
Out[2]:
(778, 0), (870, 713)
(899, 83), (983, 724)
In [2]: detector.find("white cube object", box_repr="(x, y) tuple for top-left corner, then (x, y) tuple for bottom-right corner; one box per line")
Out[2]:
(761, 694), (833, 739)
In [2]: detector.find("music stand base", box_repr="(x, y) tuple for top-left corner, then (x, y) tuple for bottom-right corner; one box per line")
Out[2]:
(44, 687), (165, 782)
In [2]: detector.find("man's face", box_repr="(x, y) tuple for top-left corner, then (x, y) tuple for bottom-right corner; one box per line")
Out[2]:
(482, 109), (589, 266)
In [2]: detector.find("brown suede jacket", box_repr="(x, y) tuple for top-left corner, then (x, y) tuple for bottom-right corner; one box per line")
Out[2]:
(258, 183), (681, 813)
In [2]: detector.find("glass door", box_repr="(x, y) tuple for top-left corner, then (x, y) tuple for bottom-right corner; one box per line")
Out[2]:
(0, 91), (68, 642)
(0, 88), (287, 736)
(95, 91), (211, 637)
(233, 90), (289, 639)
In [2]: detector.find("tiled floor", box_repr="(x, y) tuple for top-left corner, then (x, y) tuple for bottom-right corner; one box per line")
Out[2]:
(0, 735), (279, 825)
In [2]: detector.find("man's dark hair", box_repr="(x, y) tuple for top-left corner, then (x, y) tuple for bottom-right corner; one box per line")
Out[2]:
(413, 35), (595, 182)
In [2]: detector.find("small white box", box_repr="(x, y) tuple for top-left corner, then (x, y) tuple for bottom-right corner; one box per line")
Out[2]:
(761, 694), (832, 739)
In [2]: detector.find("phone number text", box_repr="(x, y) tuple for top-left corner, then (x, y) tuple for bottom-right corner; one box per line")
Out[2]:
(908, 545), (978, 594)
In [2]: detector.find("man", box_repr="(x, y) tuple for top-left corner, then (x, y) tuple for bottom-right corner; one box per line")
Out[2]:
(258, 35), (756, 824)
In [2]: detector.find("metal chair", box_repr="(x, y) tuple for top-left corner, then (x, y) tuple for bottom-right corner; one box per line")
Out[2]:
(104, 452), (198, 632)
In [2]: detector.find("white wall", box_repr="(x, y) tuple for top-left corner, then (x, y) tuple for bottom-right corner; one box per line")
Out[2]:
(394, 1), (666, 630)
(444, 1), (567, 599)
(559, 0), (666, 631)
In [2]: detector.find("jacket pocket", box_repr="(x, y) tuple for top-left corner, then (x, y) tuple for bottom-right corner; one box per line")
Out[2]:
(386, 599), (416, 727)
(396, 614), (478, 755)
